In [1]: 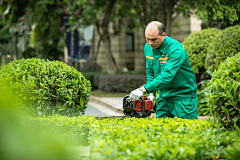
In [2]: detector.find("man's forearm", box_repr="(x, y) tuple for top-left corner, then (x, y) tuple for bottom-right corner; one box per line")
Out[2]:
(140, 86), (147, 93)
(140, 86), (154, 96)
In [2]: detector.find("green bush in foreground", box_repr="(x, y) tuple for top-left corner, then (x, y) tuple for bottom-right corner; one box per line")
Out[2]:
(182, 28), (220, 83)
(205, 25), (240, 72)
(207, 53), (240, 130)
(0, 88), (78, 160)
(29, 115), (240, 160)
(0, 58), (91, 116)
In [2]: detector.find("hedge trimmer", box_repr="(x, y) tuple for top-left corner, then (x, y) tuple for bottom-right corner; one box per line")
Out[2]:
(96, 95), (156, 119)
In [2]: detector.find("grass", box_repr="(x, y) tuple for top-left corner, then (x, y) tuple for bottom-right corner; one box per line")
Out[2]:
(91, 90), (129, 97)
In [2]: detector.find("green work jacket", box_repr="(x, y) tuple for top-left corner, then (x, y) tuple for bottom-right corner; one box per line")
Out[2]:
(144, 36), (197, 101)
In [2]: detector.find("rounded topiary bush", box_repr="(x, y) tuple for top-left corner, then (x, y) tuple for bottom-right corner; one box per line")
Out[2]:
(0, 58), (91, 116)
(205, 25), (240, 72)
(207, 53), (240, 130)
(182, 28), (220, 83)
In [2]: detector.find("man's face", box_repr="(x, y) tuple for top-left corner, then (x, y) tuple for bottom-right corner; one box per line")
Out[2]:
(145, 26), (165, 49)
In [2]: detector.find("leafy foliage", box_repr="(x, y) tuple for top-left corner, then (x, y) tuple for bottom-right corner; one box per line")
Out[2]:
(29, 115), (240, 159)
(0, 0), (90, 60)
(82, 72), (101, 91)
(207, 53), (240, 130)
(182, 28), (220, 83)
(0, 88), (79, 160)
(0, 19), (11, 44)
(0, 58), (91, 116)
(176, 0), (240, 29)
(197, 70), (213, 116)
(205, 25), (240, 71)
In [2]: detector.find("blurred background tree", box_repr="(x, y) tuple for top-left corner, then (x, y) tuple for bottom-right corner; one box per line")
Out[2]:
(0, 0), (239, 73)
(0, 18), (12, 65)
(176, 0), (240, 29)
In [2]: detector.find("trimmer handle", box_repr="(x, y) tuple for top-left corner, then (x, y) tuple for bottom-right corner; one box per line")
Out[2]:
(147, 97), (156, 113)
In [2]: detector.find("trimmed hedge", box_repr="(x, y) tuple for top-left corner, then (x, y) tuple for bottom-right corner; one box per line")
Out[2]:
(182, 28), (220, 83)
(0, 58), (91, 116)
(94, 74), (147, 92)
(28, 115), (240, 160)
(0, 89), (78, 160)
(205, 25), (240, 72)
(82, 72), (101, 91)
(207, 53), (240, 130)
(81, 62), (102, 72)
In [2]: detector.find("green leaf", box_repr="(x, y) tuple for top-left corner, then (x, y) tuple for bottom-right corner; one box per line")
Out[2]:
(80, 96), (84, 106)
(58, 105), (67, 111)
(233, 123), (240, 132)
(232, 116), (239, 123)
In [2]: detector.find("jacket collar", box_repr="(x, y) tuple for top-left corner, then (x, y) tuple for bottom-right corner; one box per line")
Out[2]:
(153, 36), (170, 54)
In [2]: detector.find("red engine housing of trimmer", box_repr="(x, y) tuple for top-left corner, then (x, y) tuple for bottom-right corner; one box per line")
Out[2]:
(123, 95), (156, 117)
(134, 95), (153, 113)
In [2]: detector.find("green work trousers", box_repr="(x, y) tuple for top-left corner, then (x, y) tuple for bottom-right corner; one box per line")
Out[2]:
(156, 92), (198, 120)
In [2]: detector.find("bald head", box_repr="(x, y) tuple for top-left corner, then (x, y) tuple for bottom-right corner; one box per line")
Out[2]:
(145, 21), (165, 35)
(145, 21), (166, 49)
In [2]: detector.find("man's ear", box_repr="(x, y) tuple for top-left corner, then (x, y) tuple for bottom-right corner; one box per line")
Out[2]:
(162, 32), (166, 36)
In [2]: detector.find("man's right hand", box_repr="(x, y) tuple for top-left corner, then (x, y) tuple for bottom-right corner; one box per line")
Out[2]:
(147, 94), (155, 106)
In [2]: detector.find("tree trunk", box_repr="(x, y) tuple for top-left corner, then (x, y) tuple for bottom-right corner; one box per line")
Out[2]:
(165, 8), (173, 36)
(157, 0), (166, 24)
(100, 0), (119, 74)
(14, 34), (19, 60)
(103, 36), (118, 74)
(165, 0), (174, 36)
(91, 21), (102, 63)
(1, 54), (5, 65)
(90, 28), (96, 62)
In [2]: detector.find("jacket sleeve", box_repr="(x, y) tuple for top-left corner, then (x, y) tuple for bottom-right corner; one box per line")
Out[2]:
(144, 45), (155, 95)
(144, 49), (186, 93)
(144, 46), (154, 84)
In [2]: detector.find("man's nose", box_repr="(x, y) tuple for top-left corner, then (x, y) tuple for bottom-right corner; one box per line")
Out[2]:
(149, 40), (153, 45)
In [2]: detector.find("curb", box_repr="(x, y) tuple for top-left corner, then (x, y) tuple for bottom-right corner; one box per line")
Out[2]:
(89, 95), (123, 113)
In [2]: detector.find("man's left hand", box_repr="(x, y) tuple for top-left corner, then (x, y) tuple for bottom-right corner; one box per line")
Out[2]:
(129, 88), (144, 100)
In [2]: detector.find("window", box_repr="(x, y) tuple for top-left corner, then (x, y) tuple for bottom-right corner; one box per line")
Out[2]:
(126, 32), (134, 52)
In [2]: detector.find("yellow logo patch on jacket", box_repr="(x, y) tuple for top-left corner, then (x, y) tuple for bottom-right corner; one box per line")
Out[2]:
(159, 57), (169, 60)
(146, 56), (154, 60)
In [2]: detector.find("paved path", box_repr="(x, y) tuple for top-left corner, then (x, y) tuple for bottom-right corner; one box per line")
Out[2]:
(85, 101), (123, 117)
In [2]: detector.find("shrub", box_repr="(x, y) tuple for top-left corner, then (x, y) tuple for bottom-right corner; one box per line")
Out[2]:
(27, 115), (91, 146)
(205, 25), (240, 71)
(94, 74), (147, 92)
(182, 28), (220, 83)
(0, 58), (91, 116)
(28, 115), (240, 160)
(207, 53), (240, 130)
(197, 70), (213, 116)
(0, 89), (79, 160)
(82, 72), (101, 91)
(81, 62), (102, 72)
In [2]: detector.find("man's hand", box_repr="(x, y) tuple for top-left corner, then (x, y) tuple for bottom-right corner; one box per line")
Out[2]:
(147, 94), (155, 106)
(129, 88), (144, 100)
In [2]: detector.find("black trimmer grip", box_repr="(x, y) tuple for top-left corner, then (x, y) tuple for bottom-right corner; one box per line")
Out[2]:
(140, 96), (145, 115)
(123, 95), (130, 108)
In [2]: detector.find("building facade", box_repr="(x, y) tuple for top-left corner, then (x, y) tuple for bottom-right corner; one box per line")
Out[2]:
(91, 14), (202, 73)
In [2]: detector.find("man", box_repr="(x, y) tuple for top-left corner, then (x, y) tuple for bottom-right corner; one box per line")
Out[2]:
(129, 21), (198, 119)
